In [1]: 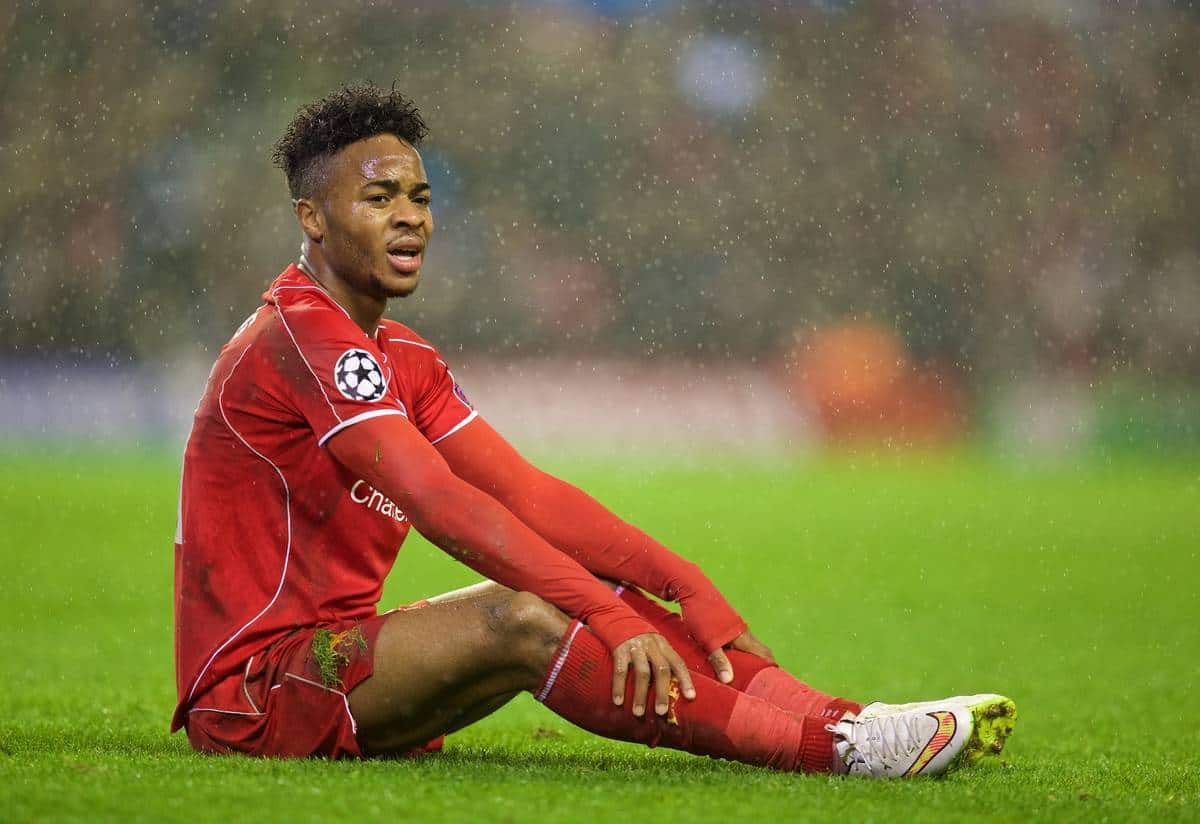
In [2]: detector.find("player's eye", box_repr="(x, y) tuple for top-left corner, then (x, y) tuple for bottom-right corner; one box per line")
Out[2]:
(368, 194), (389, 203)
(414, 195), (432, 206)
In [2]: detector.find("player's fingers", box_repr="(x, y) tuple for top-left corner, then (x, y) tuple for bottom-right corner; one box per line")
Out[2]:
(732, 632), (776, 663)
(708, 648), (734, 684)
(754, 641), (777, 663)
(665, 645), (696, 700)
(631, 647), (651, 717)
(651, 650), (673, 716)
(612, 646), (631, 706)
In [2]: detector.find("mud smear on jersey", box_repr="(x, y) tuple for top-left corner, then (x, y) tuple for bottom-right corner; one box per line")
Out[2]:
(310, 626), (368, 689)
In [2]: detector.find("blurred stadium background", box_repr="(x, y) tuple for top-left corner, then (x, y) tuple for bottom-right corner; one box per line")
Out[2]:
(1, 0), (1198, 455)
(3, 5), (1199, 817)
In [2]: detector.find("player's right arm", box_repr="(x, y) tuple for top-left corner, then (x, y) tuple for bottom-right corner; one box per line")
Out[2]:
(434, 417), (752, 664)
(326, 414), (696, 715)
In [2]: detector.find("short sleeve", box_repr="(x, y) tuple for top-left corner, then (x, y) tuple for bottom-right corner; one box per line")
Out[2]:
(270, 293), (409, 446)
(413, 351), (477, 444)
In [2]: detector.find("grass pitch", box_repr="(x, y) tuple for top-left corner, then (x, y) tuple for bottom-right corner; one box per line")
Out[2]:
(1, 447), (1197, 822)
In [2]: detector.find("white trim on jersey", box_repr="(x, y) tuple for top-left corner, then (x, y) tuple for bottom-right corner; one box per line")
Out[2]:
(535, 620), (583, 702)
(272, 297), (344, 425)
(183, 344), (295, 708)
(386, 334), (476, 436)
(174, 450), (186, 545)
(317, 408), (409, 448)
(430, 409), (480, 445)
(242, 655), (260, 714)
(274, 283), (358, 325)
(274, 286), (400, 417)
(444, 367), (473, 415)
(387, 336), (437, 352)
(283, 672), (359, 735)
(188, 706), (264, 718)
(188, 680), (281, 718)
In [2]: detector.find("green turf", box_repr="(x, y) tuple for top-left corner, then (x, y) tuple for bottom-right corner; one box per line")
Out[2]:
(1, 447), (1197, 821)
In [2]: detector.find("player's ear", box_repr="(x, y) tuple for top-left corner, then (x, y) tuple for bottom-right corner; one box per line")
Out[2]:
(295, 198), (324, 243)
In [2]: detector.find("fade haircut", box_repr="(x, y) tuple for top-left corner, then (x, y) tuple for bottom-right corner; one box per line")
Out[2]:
(272, 82), (429, 200)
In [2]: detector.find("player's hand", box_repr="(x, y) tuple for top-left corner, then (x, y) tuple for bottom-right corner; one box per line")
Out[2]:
(612, 633), (696, 717)
(707, 630), (777, 684)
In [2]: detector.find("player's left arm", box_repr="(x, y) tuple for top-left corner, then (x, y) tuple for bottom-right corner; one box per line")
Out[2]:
(436, 416), (759, 662)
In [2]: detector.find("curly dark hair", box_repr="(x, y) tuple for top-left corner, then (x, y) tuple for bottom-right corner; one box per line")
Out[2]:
(272, 82), (429, 200)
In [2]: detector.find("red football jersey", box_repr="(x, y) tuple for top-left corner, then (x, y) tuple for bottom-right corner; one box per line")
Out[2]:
(172, 265), (476, 730)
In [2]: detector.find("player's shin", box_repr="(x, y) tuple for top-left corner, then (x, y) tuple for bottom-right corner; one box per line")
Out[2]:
(535, 620), (836, 773)
(618, 587), (861, 721)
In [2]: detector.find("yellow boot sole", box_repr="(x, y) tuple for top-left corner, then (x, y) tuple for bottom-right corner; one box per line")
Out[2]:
(953, 694), (1017, 771)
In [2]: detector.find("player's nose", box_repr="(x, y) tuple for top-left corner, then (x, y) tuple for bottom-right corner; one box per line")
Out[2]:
(390, 199), (425, 229)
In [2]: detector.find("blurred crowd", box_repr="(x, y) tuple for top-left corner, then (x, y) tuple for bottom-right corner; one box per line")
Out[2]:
(2, 0), (1198, 398)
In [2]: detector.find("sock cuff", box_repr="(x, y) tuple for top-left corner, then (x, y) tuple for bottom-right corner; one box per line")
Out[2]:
(820, 697), (864, 721)
(536, 619), (585, 702)
(800, 719), (837, 773)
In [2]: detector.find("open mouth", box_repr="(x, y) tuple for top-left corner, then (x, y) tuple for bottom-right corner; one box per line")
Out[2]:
(386, 244), (423, 274)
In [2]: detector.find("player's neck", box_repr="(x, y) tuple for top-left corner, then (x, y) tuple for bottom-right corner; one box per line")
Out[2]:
(297, 252), (385, 335)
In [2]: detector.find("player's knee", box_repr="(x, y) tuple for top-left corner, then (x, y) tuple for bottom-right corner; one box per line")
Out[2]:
(488, 591), (569, 667)
(502, 591), (568, 639)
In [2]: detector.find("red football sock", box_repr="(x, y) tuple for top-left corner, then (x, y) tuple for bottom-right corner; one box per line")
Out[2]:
(536, 620), (836, 773)
(618, 586), (862, 721)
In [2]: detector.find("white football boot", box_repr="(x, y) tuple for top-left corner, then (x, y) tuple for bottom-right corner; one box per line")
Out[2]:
(828, 693), (1016, 778)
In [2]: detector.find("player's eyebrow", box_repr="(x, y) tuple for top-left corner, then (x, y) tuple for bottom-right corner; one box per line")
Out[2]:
(361, 178), (431, 196)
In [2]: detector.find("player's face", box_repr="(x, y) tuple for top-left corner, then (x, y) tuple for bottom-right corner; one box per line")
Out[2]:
(317, 134), (433, 300)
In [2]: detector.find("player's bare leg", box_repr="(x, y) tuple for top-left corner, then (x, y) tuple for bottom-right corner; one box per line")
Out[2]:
(418, 581), (859, 721)
(350, 585), (841, 772)
(350, 587), (569, 755)
(353, 580), (628, 754)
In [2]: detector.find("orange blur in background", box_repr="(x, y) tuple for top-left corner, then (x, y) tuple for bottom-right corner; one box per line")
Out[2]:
(787, 323), (966, 445)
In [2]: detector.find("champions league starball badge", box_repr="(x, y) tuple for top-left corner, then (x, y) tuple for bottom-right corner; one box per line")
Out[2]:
(334, 349), (386, 401)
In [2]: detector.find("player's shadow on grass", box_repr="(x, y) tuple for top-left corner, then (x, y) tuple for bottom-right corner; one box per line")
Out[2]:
(406, 747), (755, 779)
(1, 728), (747, 777)
(1, 728), (804, 781)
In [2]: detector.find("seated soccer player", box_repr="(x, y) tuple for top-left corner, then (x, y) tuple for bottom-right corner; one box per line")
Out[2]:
(172, 83), (1016, 778)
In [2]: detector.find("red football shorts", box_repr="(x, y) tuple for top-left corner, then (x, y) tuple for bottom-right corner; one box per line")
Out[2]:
(185, 613), (443, 759)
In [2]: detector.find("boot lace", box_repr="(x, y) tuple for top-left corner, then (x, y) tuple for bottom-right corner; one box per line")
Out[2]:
(828, 711), (925, 773)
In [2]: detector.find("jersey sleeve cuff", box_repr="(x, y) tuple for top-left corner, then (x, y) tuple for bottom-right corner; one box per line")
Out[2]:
(680, 592), (748, 653)
(429, 409), (479, 445)
(317, 408), (408, 447)
(584, 607), (657, 651)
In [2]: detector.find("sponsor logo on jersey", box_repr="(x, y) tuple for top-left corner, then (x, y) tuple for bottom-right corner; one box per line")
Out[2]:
(334, 348), (386, 402)
(350, 479), (407, 524)
(452, 379), (472, 407)
(666, 679), (682, 726)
